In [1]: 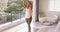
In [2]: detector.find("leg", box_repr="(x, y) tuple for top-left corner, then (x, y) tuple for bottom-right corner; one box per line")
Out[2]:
(26, 19), (31, 32)
(26, 17), (32, 32)
(28, 23), (31, 32)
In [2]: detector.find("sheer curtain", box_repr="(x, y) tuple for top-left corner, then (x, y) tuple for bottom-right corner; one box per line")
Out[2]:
(48, 0), (60, 11)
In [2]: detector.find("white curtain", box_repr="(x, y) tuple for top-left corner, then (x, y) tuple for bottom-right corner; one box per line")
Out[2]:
(48, 0), (60, 11)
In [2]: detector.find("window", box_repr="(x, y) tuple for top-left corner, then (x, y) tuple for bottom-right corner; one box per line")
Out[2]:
(0, 0), (25, 25)
(48, 0), (60, 11)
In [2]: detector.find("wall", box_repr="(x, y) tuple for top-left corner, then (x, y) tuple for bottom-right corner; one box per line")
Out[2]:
(39, 0), (48, 12)
(39, 0), (49, 16)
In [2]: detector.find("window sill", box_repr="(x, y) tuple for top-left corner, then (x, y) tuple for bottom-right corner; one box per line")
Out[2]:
(0, 17), (25, 32)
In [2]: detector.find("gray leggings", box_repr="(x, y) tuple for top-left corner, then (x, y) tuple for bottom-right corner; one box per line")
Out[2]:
(26, 17), (32, 25)
(26, 17), (32, 32)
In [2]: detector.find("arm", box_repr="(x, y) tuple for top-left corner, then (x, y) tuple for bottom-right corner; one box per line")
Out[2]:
(23, 0), (27, 8)
(27, 1), (32, 9)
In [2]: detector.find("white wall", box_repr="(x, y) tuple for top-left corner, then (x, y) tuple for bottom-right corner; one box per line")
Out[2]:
(39, 0), (49, 16)
(39, 0), (48, 12)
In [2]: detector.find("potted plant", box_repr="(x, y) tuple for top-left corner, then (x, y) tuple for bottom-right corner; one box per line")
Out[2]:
(39, 12), (45, 17)
(0, 17), (2, 21)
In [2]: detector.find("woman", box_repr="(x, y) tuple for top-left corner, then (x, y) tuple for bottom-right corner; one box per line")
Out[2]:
(23, 0), (32, 32)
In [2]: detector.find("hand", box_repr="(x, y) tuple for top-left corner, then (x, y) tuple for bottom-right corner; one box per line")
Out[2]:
(23, 0), (27, 8)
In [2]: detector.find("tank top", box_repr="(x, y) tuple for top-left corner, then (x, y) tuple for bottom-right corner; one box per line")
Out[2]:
(25, 7), (32, 18)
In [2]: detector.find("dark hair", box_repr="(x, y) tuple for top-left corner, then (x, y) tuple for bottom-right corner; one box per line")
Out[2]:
(28, 1), (32, 5)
